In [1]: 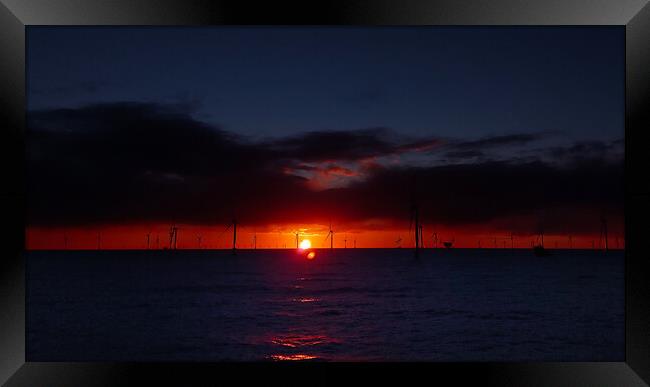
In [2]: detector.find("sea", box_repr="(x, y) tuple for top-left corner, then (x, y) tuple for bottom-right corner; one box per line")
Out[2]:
(26, 248), (624, 361)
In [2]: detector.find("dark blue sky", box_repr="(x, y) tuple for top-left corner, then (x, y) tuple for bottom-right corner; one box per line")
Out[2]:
(26, 27), (626, 234)
(27, 26), (624, 143)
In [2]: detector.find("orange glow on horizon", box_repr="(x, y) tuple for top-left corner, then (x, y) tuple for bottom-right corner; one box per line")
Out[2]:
(25, 222), (625, 251)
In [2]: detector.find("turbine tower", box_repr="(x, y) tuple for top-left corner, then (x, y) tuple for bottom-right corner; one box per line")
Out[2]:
(600, 215), (609, 251)
(324, 222), (334, 249)
(169, 224), (178, 250)
(232, 219), (238, 255)
(410, 202), (421, 258)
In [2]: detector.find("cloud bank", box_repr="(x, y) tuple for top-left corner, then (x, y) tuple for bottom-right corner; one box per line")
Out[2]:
(27, 102), (624, 235)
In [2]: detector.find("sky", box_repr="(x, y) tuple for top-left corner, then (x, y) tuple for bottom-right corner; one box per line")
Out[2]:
(25, 26), (625, 249)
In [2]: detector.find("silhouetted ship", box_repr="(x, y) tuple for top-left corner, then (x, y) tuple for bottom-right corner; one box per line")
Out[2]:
(532, 244), (550, 256)
(532, 231), (550, 256)
(443, 241), (453, 249)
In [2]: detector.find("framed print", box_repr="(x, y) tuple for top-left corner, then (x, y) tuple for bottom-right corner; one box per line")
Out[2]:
(1, 0), (649, 385)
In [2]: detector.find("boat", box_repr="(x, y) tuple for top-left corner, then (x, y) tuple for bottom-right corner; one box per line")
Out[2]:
(533, 244), (550, 256)
(532, 231), (550, 256)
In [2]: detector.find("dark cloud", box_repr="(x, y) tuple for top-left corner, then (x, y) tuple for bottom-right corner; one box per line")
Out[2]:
(444, 150), (486, 160)
(27, 102), (623, 235)
(269, 128), (391, 162)
(267, 128), (436, 163)
(451, 133), (543, 150)
(432, 132), (549, 162)
(395, 138), (442, 153)
(332, 160), (623, 232)
(547, 140), (623, 163)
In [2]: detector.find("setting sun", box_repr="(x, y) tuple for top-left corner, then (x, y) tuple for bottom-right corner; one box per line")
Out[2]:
(299, 239), (312, 250)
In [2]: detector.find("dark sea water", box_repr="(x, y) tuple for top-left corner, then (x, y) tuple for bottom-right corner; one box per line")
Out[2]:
(27, 248), (624, 361)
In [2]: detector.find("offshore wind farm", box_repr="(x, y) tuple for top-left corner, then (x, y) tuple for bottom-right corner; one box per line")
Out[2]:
(25, 26), (624, 361)
(27, 215), (624, 361)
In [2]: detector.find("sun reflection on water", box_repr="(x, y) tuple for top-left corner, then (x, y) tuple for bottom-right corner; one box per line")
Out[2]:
(271, 334), (330, 348)
(292, 297), (319, 303)
(268, 333), (341, 361)
(270, 354), (318, 361)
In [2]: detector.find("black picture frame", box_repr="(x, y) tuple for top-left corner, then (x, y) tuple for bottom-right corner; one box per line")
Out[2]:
(1, 1), (649, 385)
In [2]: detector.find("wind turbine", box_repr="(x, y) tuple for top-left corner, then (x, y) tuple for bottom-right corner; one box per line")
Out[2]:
(223, 219), (238, 254)
(323, 222), (334, 249)
(409, 201), (421, 257)
(600, 214), (609, 251)
(231, 219), (237, 254)
(169, 224), (179, 250)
